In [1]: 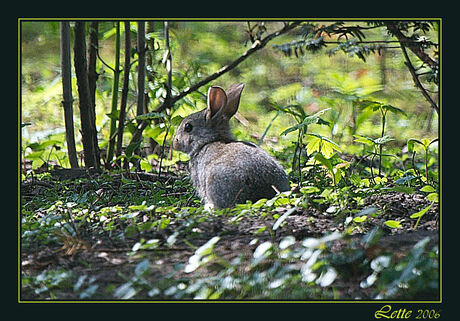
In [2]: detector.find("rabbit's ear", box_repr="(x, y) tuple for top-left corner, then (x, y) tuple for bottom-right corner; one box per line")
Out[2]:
(206, 86), (227, 121)
(222, 83), (245, 118)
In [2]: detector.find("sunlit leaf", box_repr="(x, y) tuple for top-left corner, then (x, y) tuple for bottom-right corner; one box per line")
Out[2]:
(374, 135), (394, 145)
(420, 185), (436, 193)
(300, 186), (320, 194)
(114, 283), (136, 299)
(407, 138), (424, 152)
(313, 153), (333, 172)
(410, 202), (434, 219)
(317, 267), (337, 287)
(253, 241), (273, 259)
(279, 235), (296, 249)
(427, 193), (438, 202)
(195, 236), (220, 257)
(353, 215), (367, 223)
(354, 134), (374, 146)
(384, 220), (403, 229)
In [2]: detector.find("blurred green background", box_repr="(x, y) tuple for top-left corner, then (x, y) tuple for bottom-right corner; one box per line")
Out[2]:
(20, 20), (439, 170)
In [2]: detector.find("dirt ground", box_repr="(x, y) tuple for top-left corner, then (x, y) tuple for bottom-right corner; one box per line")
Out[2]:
(20, 172), (439, 300)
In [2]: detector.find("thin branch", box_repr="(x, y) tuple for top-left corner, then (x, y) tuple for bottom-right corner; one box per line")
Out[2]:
(94, 43), (116, 73)
(164, 21), (172, 104)
(136, 21), (146, 119)
(325, 40), (407, 44)
(60, 21), (79, 168)
(400, 43), (439, 114)
(128, 21), (302, 146)
(170, 21), (301, 108)
(384, 21), (436, 69)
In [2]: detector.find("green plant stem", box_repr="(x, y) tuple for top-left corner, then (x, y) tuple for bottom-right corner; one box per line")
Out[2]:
(370, 151), (377, 185)
(158, 120), (170, 179)
(425, 149), (429, 183)
(105, 22), (121, 168)
(298, 128), (303, 187)
(378, 109), (386, 176)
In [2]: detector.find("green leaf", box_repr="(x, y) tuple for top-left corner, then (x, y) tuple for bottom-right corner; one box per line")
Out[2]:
(27, 139), (61, 151)
(114, 283), (136, 299)
(314, 153), (333, 172)
(307, 133), (341, 158)
(374, 135), (394, 145)
(253, 241), (273, 259)
(359, 100), (382, 111)
(353, 215), (367, 223)
(300, 186), (320, 194)
(410, 202), (434, 230)
(171, 115), (184, 126)
(426, 193), (438, 202)
(281, 123), (303, 136)
(354, 135), (374, 146)
(410, 203), (434, 219)
(384, 220), (403, 229)
(273, 207), (297, 230)
(195, 236), (220, 257)
(140, 159), (153, 172)
(381, 104), (407, 116)
(134, 259), (151, 276)
(333, 167), (342, 184)
(407, 138), (424, 153)
(350, 173), (362, 186)
(271, 103), (303, 119)
(420, 185), (436, 193)
(279, 235), (296, 249)
(280, 108), (331, 136)
(306, 136), (321, 155)
(395, 175), (416, 185)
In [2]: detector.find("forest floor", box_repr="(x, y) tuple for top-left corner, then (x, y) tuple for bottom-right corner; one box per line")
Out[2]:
(20, 166), (440, 301)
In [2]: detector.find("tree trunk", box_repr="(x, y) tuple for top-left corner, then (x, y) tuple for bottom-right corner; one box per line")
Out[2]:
(74, 21), (98, 169)
(60, 21), (79, 168)
(137, 21), (146, 119)
(132, 21), (146, 161)
(87, 21), (101, 166)
(116, 21), (131, 161)
(105, 22), (121, 168)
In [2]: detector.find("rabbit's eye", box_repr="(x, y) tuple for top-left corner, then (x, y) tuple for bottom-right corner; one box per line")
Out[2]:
(184, 123), (193, 133)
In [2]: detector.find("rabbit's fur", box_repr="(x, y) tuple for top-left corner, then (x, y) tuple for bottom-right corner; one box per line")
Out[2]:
(173, 83), (290, 209)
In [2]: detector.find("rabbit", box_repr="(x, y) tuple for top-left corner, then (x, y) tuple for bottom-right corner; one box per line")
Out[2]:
(173, 83), (290, 209)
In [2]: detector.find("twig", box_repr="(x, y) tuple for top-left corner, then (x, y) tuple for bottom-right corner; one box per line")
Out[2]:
(168, 21), (301, 107)
(128, 21), (302, 147)
(164, 21), (172, 104)
(400, 43), (439, 114)
(93, 43), (116, 73)
(384, 22), (436, 69)
(158, 122), (170, 179)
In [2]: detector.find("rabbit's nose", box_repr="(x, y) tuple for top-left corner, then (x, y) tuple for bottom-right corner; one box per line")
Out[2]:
(172, 136), (180, 150)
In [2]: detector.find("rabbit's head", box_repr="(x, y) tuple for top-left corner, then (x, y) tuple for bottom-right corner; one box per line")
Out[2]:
(173, 83), (245, 156)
